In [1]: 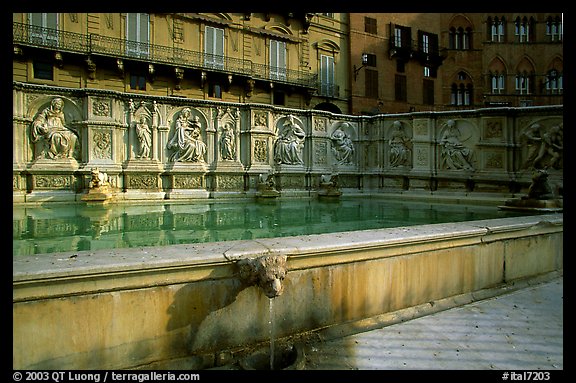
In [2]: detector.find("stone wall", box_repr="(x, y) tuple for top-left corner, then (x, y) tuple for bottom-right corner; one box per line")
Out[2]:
(12, 213), (563, 369)
(13, 82), (563, 203)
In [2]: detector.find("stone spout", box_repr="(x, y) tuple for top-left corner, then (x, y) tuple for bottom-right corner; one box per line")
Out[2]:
(236, 254), (287, 298)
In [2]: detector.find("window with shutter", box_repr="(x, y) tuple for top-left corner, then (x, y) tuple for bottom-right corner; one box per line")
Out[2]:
(126, 13), (149, 58)
(29, 13), (59, 46)
(320, 55), (335, 97)
(205, 26), (225, 70)
(270, 40), (286, 81)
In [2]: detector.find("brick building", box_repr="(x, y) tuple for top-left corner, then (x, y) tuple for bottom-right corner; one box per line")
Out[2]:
(349, 13), (563, 114)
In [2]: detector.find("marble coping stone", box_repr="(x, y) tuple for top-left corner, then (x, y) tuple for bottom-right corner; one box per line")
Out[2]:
(13, 213), (562, 283)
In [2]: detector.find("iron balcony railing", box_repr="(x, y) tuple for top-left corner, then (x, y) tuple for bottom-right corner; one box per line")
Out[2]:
(13, 22), (317, 88)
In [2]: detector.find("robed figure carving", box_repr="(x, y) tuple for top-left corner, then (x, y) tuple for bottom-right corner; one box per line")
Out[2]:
(31, 97), (79, 160)
(274, 115), (305, 165)
(167, 108), (207, 162)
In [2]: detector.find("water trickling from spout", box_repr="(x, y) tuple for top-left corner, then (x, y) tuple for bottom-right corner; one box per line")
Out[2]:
(269, 298), (275, 370)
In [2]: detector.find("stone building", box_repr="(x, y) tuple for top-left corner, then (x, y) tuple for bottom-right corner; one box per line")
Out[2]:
(13, 13), (349, 112)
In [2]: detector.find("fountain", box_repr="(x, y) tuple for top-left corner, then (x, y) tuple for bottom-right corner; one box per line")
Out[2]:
(256, 172), (280, 199)
(12, 87), (563, 370)
(220, 254), (303, 370)
(234, 254), (287, 299)
(500, 169), (563, 212)
(80, 167), (113, 206)
(317, 173), (342, 198)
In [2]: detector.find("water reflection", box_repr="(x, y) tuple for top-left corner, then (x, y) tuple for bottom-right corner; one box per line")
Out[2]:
(13, 199), (539, 256)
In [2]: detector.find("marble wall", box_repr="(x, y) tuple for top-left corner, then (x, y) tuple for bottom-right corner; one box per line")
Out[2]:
(13, 82), (563, 203)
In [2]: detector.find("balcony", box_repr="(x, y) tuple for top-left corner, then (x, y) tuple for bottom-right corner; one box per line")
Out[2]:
(388, 39), (447, 67)
(13, 22), (317, 89)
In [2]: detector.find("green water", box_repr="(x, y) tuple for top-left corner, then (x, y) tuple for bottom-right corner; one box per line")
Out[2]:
(12, 198), (543, 256)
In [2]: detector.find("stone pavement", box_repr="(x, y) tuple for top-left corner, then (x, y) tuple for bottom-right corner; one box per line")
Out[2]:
(299, 273), (563, 371)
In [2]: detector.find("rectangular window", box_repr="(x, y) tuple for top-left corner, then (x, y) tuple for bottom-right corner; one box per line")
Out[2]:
(396, 60), (405, 73)
(515, 75), (530, 94)
(364, 53), (377, 67)
(422, 34), (429, 53)
(209, 83), (222, 98)
(515, 20), (530, 42)
(423, 79), (434, 105)
(130, 74), (146, 90)
(547, 20), (563, 41)
(365, 69), (378, 98)
(273, 90), (285, 106)
(491, 74), (505, 93)
(205, 26), (225, 70)
(491, 20), (505, 42)
(395, 74), (407, 101)
(365, 17), (377, 34)
(320, 55), (335, 97)
(393, 25), (411, 49)
(33, 60), (54, 80)
(270, 40), (287, 81)
(126, 13), (149, 58)
(29, 13), (59, 46)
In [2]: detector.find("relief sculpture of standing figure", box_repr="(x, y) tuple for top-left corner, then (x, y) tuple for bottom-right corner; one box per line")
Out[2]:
(135, 115), (152, 159)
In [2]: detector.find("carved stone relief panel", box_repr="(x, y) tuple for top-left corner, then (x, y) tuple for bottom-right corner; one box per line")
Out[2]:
(415, 147), (429, 167)
(253, 138), (269, 163)
(313, 117), (327, 133)
(483, 150), (505, 169)
(519, 118), (563, 170)
(412, 119), (429, 138)
(33, 175), (72, 189)
(91, 98), (112, 118)
(273, 114), (306, 166)
(217, 107), (239, 161)
(437, 119), (478, 171)
(252, 110), (269, 129)
(216, 175), (244, 190)
(92, 129), (113, 160)
(128, 174), (158, 189)
(173, 174), (203, 189)
(386, 120), (412, 168)
(166, 107), (208, 163)
(328, 121), (356, 166)
(483, 118), (504, 141)
(313, 141), (328, 165)
(29, 96), (82, 161)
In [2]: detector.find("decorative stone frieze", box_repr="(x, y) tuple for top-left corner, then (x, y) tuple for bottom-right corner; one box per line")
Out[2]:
(12, 83), (563, 202)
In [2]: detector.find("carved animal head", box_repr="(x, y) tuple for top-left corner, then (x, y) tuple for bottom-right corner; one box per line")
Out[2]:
(237, 255), (287, 298)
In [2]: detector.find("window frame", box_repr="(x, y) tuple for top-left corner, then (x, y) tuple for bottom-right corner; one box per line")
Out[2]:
(126, 13), (150, 59)
(205, 25), (225, 70)
(270, 39), (287, 81)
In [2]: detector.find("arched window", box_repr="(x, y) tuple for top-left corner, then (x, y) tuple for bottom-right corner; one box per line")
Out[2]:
(545, 69), (563, 94)
(515, 16), (534, 43)
(450, 72), (474, 106)
(488, 16), (505, 42)
(546, 16), (563, 42)
(449, 27), (456, 49)
(490, 71), (506, 94)
(515, 71), (532, 94)
(449, 17), (473, 50)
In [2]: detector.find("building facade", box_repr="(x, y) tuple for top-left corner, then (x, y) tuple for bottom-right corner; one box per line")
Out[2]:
(13, 12), (349, 113)
(349, 13), (563, 114)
